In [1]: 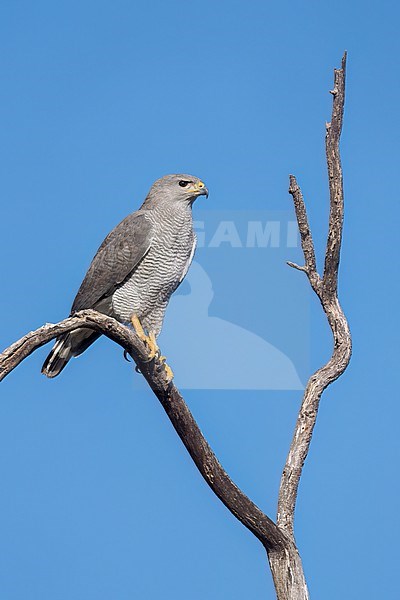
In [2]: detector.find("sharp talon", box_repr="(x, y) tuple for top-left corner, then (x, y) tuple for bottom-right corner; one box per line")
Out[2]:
(123, 350), (131, 362)
(135, 365), (141, 374)
(142, 356), (153, 364)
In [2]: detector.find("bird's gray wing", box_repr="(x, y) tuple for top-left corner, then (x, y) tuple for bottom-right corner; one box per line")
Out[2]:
(71, 211), (153, 312)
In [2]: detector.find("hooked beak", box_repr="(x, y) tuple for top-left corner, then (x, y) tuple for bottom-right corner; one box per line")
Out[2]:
(190, 180), (209, 198)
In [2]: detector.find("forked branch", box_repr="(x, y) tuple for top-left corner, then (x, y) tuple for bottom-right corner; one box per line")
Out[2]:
(277, 52), (351, 539)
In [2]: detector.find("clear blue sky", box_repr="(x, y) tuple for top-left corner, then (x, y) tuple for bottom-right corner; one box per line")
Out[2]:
(1, 1), (399, 598)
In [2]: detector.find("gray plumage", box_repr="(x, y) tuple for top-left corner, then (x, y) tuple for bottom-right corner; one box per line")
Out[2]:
(42, 174), (208, 377)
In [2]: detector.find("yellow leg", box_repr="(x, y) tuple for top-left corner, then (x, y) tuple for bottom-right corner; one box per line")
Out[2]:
(147, 331), (160, 360)
(131, 315), (173, 382)
(131, 315), (159, 359)
(131, 314), (147, 342)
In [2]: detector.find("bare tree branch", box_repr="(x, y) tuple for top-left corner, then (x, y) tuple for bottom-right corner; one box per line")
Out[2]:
(1, 308), (312, 597)
(287, 177), (322, 294)
(1, 308), (310, 598)
(324, 53), (347, 296)
(1, 53), (351, 600)
(0, 309), (287, 550)
(277, 52), (352, 539)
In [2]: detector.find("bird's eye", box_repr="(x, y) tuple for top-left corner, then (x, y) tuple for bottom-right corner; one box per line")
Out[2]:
(179, 180), (189, 187)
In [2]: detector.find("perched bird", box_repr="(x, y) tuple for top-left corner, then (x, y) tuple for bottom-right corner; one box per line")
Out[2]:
(41, 174), (208, 378)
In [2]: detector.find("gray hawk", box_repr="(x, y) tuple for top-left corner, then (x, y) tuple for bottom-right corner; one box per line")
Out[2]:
(41, 174), (208, 378)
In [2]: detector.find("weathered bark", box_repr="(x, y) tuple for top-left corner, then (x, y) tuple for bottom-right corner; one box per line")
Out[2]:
(0, 309), (287, 552)
(0, 54), (351, 600)
(277, 53), (351, 541)
(268, 546), (309, 600)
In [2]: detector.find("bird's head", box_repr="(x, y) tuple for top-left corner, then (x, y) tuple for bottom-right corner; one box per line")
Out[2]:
(144, 174), (209, 208)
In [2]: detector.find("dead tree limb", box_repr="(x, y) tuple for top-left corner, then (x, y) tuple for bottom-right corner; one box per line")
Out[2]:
(0, 308), (308, 599)
(1, 312), (285, 549)
(277, 53), (351, 541)
(0, 54), (351, 600)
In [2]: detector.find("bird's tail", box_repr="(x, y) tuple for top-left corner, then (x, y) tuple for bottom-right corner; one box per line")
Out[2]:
(41, 334), (73, 378)
(41, 328), (101, 378)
